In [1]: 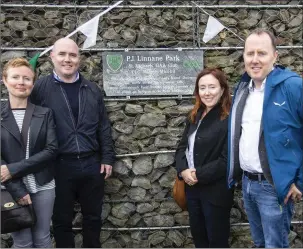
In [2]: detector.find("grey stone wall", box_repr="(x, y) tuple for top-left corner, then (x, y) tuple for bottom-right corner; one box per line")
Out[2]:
(1, 0), (302, 88)
(1, 0), (302, 248)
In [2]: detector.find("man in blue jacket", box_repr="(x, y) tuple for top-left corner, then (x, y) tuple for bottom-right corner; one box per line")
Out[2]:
(30, 38), (115, 248)
(227, 29), (302, 248)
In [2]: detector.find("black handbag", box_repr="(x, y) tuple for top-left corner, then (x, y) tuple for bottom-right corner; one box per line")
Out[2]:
(1, 103), (37, 234)
(1, 188), (37, 234)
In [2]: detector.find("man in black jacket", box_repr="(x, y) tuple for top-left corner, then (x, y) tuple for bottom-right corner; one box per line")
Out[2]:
(30, 38), (115, 248)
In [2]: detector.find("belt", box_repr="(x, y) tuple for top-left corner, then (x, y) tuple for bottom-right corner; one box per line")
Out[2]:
(58, 151), (96, 160)
(243, 171), (266, 181)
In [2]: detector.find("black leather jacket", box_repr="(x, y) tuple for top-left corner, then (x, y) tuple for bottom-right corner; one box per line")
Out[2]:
(1, 101), (58, 201)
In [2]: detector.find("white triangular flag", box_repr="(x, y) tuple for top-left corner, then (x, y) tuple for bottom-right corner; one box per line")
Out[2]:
(202, 16), (225, 43)
(77, 0), (123, 49)
(39, 1), (123, 56)
(78, 15), (100, 49)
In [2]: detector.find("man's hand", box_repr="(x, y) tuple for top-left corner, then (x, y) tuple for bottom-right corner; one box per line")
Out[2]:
(1, 165), (12, 183)
(181, 168), (198, 186)
(100, 164), (113, 180)
(17, 194), (32, 206)
(284, 183), (302, 204)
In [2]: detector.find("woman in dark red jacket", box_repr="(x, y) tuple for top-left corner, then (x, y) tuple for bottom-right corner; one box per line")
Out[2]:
(175, 68), (234, 248)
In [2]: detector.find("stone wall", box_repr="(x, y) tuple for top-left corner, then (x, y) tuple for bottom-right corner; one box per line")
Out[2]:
(1, 0), (303, 248)
(1, 0), (302, 88)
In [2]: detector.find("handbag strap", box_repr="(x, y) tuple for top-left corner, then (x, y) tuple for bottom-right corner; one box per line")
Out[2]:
(21, 102), (34, 150)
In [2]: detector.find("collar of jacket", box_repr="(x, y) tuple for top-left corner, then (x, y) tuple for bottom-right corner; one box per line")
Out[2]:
(239, 64), (298, 89)
(188, 103), (222, 136)
(53, 70), (80, 83)
(1, 99), (39, 121)
(52, 72), (90, 89)
(1, 100), (47, 121)
(1, 100), (33, 148)
(1, 99), (11, 119)
(1, 98), (40, 115)
(195, 103), (221, 123)
(1, 99), (30, 119)
(2, 100), (49, 150)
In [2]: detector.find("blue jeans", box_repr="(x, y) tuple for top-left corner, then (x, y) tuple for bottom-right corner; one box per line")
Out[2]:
(242, 174), (294, 248)
(11, 188), (55, 248)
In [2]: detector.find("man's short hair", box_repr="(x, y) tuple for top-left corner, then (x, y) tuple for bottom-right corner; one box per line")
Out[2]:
(245, 29), (277, 51)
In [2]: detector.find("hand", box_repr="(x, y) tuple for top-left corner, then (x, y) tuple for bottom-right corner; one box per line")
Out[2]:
(181, 169), (198, 186)
(100, 164), (113, 180)
(284, 183), (302, 204)
(17, 194), (32, 206)
(191, 171), (197, 181)
(1, 165), (12, 183)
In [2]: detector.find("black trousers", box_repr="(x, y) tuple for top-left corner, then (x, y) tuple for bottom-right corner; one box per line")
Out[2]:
(186, 187), (232, 248)
(52, 155), (104, 248)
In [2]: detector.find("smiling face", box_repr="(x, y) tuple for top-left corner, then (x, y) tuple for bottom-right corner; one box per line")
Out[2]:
(3, 66), (34, 99)
(244, 33), (278, 86)
(50, 38), (80, 82)
(198, 74), (224, 112)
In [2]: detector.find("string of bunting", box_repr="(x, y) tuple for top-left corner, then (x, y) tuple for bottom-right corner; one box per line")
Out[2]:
(29, 0), (245, 70)
(29, 0), (124, 70)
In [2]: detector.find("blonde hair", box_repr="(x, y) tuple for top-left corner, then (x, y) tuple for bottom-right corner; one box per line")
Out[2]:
(2, 57), (36, 82)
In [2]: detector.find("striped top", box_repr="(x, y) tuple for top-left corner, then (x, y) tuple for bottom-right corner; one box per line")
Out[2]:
(12, 109), (55, 193)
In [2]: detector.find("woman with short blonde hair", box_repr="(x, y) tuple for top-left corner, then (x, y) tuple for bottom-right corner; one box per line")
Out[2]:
(1, 57), (58, 248)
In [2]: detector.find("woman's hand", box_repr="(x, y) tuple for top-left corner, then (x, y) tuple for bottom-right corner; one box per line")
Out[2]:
(17, 194), (32, 206)
(1, 165), (12, 183)
(181, 169), (198, 186)
(191, 171), (197, 182)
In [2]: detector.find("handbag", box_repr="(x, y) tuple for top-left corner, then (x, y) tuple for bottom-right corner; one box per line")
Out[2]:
(173, 176), (187, 211)
(1, 188), (37, 234)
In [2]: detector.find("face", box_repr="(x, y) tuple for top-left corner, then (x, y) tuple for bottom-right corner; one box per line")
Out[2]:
(198, 74), (224, 111)
(3, 66), (34, 99)
(244, 33), (278, 85)
(50, 39), (80, 81)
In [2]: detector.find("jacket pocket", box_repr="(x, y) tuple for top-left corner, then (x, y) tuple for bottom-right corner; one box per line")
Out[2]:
(276, 131), (291, 148)
(269, 131), (291, 159)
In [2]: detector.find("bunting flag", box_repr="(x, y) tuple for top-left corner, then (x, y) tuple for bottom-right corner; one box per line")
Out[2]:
(76, 0), (123, 49)
(28, 0), (123, 70)
(202, 16), (225, 43)
(78, 15), (100, 49)
(29, 52), (41, 70)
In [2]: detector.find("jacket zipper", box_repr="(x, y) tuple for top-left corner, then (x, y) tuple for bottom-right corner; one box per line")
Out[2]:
(59, 85), (80, 155)
(77, 86), (81, 126)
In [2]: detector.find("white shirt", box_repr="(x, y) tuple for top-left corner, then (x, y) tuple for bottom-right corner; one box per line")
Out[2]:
(239, 78), (266, 173)
(185, 120), (202, 169)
